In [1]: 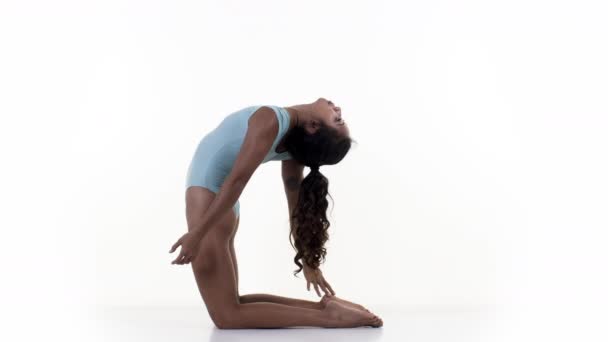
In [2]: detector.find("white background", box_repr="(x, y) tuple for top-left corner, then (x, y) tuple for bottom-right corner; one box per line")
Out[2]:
(1, 0), (607, 341)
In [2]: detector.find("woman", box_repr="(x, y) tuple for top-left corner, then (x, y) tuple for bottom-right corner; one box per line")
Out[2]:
(169, 97), (383, 329)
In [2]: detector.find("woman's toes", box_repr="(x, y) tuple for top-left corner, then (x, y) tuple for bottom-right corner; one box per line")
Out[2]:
(370, 315), (383, 327)
(370, 318), (382, 327)
(320, 294), (332, 308)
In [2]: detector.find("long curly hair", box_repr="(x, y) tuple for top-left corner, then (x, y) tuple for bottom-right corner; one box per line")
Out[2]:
(282, 121), (354, 276)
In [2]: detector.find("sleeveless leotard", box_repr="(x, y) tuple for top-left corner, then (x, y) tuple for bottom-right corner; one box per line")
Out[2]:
(185, 105), (294, 217)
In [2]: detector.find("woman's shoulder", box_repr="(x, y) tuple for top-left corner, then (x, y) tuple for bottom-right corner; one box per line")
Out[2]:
(247, 105), (281, 131)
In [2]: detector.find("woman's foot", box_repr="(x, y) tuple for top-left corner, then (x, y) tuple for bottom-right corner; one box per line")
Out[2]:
(323, 300), (383, 328)
(321, 294), (383, 326)
(321, 294), (370, 313)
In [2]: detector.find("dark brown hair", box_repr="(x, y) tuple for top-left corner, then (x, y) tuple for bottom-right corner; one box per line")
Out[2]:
(283, 123), (354, 275)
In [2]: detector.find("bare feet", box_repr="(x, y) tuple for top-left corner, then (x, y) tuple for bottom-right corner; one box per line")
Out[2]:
(323, 301), (383, 328)
(321, 294), (383, 327)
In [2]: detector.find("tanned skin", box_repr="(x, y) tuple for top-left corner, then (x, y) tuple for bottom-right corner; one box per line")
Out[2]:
(170, 102), (383, 328)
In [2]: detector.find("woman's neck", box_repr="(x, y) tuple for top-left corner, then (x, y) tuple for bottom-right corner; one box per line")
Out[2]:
(285, 104), (316, 129)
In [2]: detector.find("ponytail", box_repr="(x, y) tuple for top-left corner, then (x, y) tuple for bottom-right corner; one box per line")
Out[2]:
(289, 165), (332, 275)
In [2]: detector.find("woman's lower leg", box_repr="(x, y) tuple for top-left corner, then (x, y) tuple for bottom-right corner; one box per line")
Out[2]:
(239, 293), (323, 310)
(214, 301), (334, 329)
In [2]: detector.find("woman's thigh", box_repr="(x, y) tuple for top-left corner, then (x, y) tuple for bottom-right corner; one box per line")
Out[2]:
(185, 186), (236, 240)
(185, 186), (240, 321)
(229, 215), (240, 294)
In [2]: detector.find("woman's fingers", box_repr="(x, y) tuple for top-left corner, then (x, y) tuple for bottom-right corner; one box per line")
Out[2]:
(169, 239), (182, 253)
(319, 281), (331, 296)
(185, 252), (196, 264)
(171, 252), (183, 264)
(172, 250), (189, 265)
(323, 279), (336, 296)
(307, 281), (311, 291)
(316, 278), (328, 295)
(313, 282), (322, 297)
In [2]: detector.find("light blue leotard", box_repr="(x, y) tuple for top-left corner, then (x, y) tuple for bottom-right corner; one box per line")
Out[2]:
(185, 105), (294, 218)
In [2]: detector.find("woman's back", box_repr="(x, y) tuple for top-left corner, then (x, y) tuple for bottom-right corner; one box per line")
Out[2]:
(184, 105), (294, 216)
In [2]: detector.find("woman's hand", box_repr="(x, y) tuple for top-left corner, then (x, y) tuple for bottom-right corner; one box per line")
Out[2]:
(169, 231), (201, 265)
(303, 263), (336, 297)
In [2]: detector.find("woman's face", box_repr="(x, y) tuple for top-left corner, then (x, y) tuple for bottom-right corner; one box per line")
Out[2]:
(315, 97), (350, 137)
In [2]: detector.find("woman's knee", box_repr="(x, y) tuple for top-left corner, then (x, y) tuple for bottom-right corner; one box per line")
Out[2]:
(210, 304), (242, 329)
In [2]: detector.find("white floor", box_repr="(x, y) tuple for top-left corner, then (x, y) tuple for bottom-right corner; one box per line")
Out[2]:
(94, 306), (502, 342)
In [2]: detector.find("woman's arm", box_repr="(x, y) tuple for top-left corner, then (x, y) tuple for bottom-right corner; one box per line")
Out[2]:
(170, 106), (281, 264)
(281, 159), (304, 224)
